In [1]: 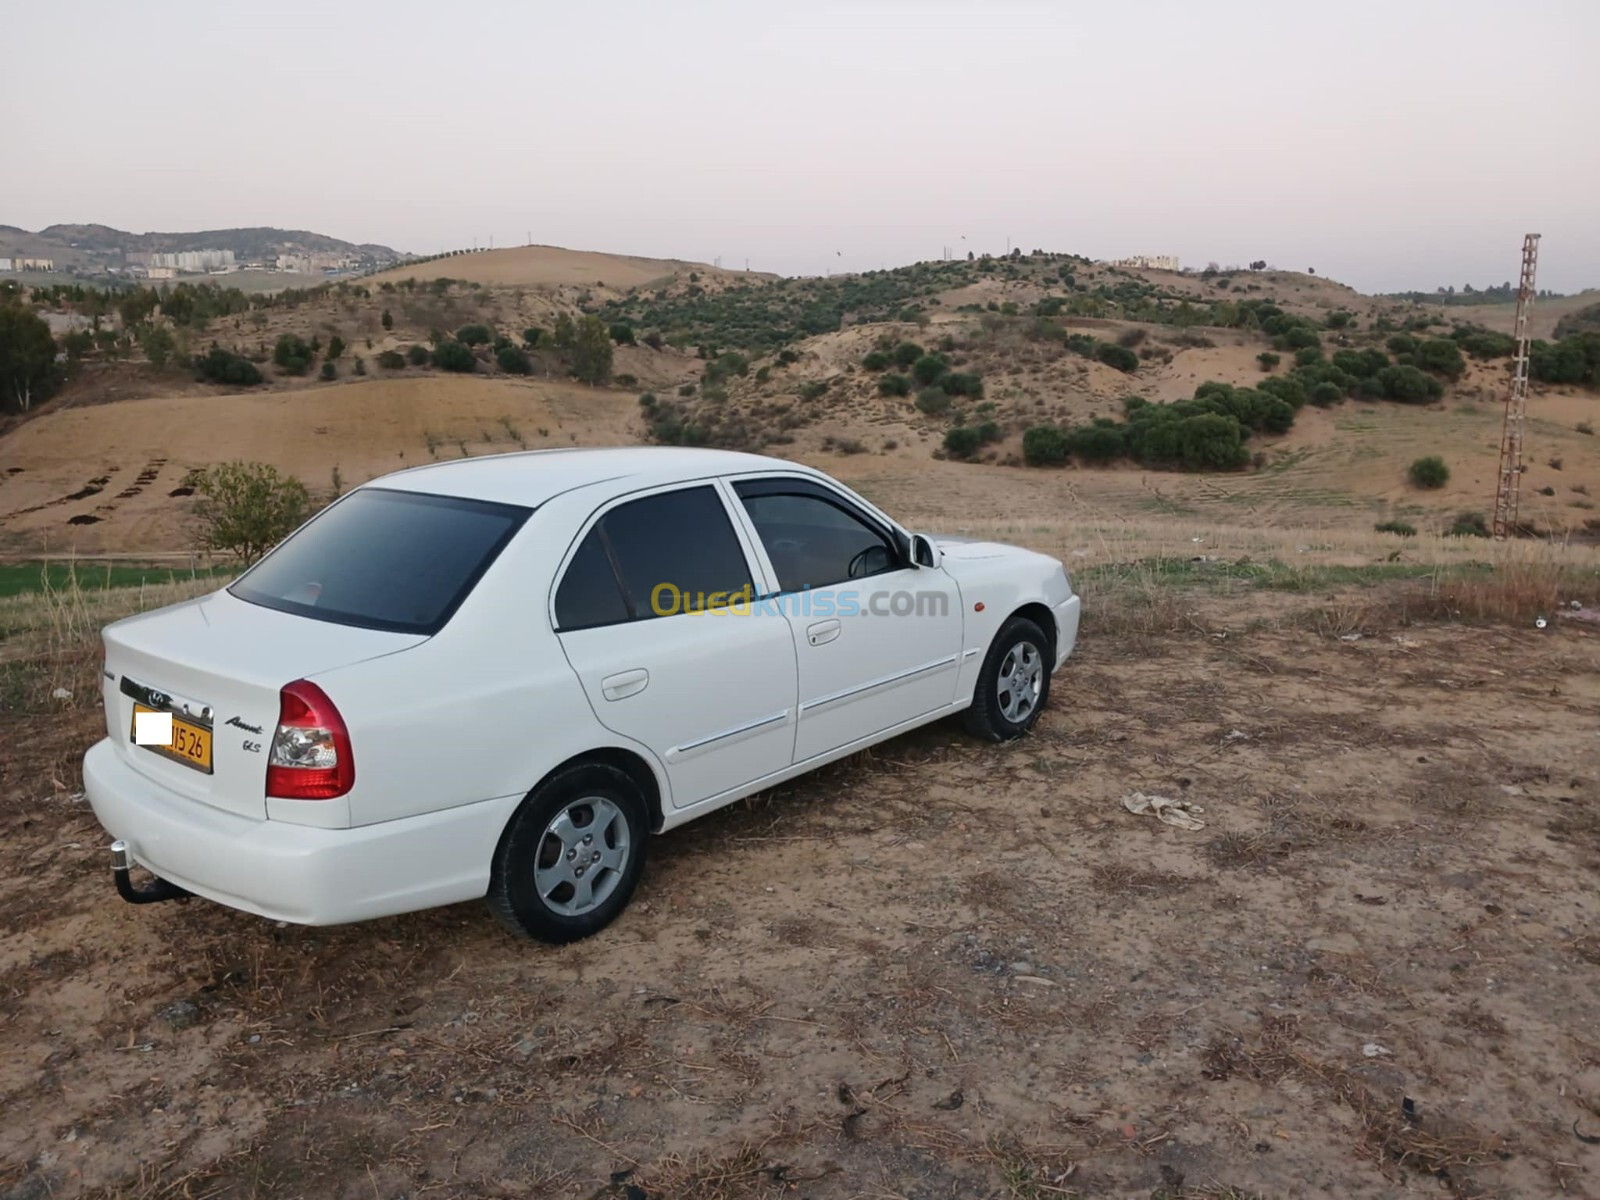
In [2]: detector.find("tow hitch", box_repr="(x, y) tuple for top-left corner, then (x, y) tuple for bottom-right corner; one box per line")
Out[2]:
(110, 840), (191, 905)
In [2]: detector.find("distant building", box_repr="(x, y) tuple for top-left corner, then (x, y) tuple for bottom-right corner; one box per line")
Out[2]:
(150, 249), (235, 273)
(0, 258), (12, 272)
(146, 266), (177, 280)
(1113, 254), (1180, 272)
(12, 257), (55, 272)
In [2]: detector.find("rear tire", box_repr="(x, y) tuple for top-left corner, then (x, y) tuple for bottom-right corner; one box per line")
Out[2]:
(963, 616), (1052, 743)
(487, 762), (648, 943)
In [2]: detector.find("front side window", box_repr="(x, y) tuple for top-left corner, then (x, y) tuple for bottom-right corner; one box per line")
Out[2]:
(553, 485), (753, 629)
(734, 484), (899, 593)
(231, 488), (530, 635)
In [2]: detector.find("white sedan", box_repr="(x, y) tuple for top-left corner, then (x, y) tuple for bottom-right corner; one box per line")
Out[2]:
(86, 448), (1081, 941)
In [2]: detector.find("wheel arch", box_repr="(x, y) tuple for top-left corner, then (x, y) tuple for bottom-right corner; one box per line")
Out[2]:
(499, 747), (668, 851)
(1005, 601), (1057, 661)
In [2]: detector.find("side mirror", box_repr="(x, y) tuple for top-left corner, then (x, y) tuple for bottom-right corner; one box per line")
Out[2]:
(910, 533), (942, 570)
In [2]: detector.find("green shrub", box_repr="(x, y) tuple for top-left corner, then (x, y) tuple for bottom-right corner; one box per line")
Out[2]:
(941, 371), (984, 398)
(944, 427), (981, 459)
(911, 354), (948, 386)
(1309, 381), (1343, 408)
(1386, 334), (1419, 356)
(1034, 297), (1064, 317)
(915, 388), (952, 416)
(273, 333), (314, 375)
(191, 461), (310, 564)
(1417, 338), (1466, 379)
(877, 373), (911, 397)
(1095, 343), (1139, 373)
(320, 360), (337, 380)
(1374, 520), (1417, 537)
(777, 349), (800, 366)
(456, 323), (494, 346)
(353, 357), (365, 376)
(1257, 375), (1307, 409)
(406, 343), (430, 365)
(1021, 425), (1070, 466)
(1284, 327), (1321, 351)
(1331, 348), (1388, 378)
(1447, 511), (1489, 538)
(799, 380), (828, 402)
(376, 349), (407, 369)
(893, 342), (924, 368)
(497, 345), (532, 374)
(609, 323), (636, 345)
(431, 340), (477, 373)
(195, 345), (264, 386)
(1376, 364), (1443, 403)
(326, 334), (345, 360)
(1294, 345), (1324, 367)
(1068, 421), (1126, 462)
(1257, 351), (1280, 371)
(862, 350), (891, 371)
(1408, 455), (1449, 488)
(1456, 329), (1515, 359)
(1529, 333), (1600, 386)
(381, 309), (393, 331)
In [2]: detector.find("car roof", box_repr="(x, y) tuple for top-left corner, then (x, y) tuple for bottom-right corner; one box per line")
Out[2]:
(368, 446), (819, 508)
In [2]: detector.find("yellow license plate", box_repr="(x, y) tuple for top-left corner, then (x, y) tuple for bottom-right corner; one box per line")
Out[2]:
(130, 703), (213, 773)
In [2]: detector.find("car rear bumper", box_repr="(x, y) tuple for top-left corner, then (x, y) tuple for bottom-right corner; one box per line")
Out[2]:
(1053, 594), (1081, 669)
(83, 738), (520, 925)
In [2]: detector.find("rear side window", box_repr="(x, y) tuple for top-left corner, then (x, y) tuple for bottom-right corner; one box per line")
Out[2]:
(231, 488), (529, 635)
(554, 486), (752, 629)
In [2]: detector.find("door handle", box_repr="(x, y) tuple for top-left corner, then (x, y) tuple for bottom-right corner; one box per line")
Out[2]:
(600, 668), (649, 700)
(806, 619), (841, 647)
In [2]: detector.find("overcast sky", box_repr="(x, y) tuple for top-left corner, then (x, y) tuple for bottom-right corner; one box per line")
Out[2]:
(4, 0), (1598, 292)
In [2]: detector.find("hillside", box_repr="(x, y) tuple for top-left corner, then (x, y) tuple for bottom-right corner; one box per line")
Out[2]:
(2, 250), (1597, 557)
(363, 244), (764, 292)
(0, 224), (403, 276)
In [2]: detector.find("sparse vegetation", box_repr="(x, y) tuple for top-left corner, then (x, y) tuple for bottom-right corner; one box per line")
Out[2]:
(1409, 456), (1450, 489)
(496, 345), (532, 375)
(1374, 520), (1417, 537)
(272, 333), (315, 376)
(190, 461), (310, 564)
(376, 349), (406, 369)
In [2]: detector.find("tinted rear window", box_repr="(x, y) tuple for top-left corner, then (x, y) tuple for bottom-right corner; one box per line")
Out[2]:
(230, 488), (530, 634)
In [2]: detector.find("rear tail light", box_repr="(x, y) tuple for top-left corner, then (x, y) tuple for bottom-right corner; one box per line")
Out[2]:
(266, 680), (354, 800)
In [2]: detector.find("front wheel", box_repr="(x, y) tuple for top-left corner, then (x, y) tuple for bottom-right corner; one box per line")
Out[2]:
(963, 616), (1051, 742)
(487, 763), (648, 943)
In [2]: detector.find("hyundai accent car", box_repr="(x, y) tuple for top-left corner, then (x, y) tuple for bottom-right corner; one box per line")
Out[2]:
(86, 448), (1081, 941)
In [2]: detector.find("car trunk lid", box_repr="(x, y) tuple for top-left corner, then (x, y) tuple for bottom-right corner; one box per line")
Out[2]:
(101, 589), (425, 819)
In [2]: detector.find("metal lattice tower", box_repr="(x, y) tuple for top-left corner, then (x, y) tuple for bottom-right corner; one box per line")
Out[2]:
(1492, 234), (1540, 540)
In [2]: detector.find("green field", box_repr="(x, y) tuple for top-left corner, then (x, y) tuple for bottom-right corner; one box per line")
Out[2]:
(0, 561), (234, 598)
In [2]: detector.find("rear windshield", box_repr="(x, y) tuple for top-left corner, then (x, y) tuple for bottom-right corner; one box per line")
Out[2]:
(230, 487), (531, 634)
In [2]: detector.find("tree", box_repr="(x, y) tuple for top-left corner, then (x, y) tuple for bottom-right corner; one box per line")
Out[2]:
(273, 334), (314, 375)
(320, 361), (337, 380)
(552, 312), (576, 350)
(570, 316), (614, 384)
(456, 324), (494, 347)
(376, 349), (407, 369)
(893, 342), (924, 369)
(1409, 455), (1450, 488)
(523, 327), (545, 348)
(1416, 338), (1466, 379)
(195, 346), (264, 386)
(1257, 351), (1280, 372)
(381, 309), (394, 331)
(944, 427), (981, 459)
(140, 324), (176, 369)
(0, 303), (61, 412)
(191, 462), (311, 565)
(911, 354), (948, 386)
(1095, 343), (1139, 373)
(326, 334), (346, 360)
(1022, 425), (1070, 466)
(431, 340), (477, 373)
(406, 343), (430, 365)
(497, 345), (532, 374)
(609, 322), (636, 346)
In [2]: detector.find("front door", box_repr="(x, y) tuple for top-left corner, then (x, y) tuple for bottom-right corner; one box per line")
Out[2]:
(730, 479), (964, 765)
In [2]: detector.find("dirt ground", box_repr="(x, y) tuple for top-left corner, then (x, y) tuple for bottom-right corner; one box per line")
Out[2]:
(3, 592), (1599, 1199)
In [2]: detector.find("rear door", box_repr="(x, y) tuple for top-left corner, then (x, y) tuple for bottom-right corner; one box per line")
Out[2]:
(552, 483), (798, 810)
(729, 478), (964, 765)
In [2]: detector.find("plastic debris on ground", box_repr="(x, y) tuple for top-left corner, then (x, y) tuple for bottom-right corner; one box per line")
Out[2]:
(1122, 791), (1206, 831)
